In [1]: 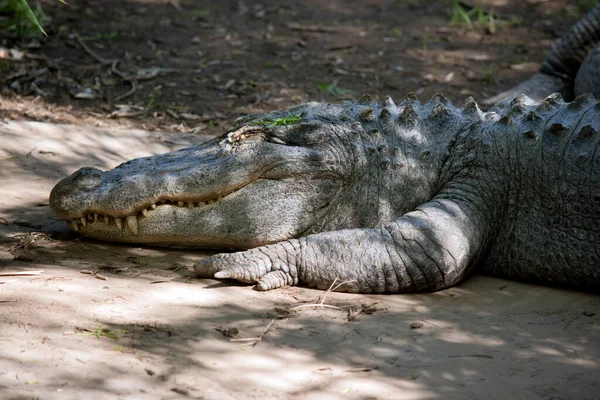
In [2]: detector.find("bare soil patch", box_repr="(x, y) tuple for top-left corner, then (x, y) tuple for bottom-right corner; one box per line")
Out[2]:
(0, 0), (594, 132)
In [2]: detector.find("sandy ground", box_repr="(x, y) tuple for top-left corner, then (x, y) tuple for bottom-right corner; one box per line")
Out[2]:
(0, 121), (599, 400)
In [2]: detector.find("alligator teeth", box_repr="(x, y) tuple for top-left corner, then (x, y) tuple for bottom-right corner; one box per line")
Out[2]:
(126, 215), (139, 235)
(67, 196), (229, 234)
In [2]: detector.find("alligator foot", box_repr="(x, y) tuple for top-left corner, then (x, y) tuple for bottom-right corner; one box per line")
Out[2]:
(194, 246), (298, 291)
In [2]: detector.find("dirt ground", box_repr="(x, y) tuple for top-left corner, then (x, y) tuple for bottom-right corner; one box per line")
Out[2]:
(1, 0), (600, 399)
(0, 0), (597, 132)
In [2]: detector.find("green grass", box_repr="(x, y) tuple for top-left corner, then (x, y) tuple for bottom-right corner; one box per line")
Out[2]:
(190, 9), (211, 17)
(0, 60), (11, 72)
(94, 326), (127, 340)
(80, 32), (119, 41)
(1, 0), (51, 36)
(578, 0), (600, 11)
(483, 64), (500, 85)
(145, 86), (162, 111)
(447, 0), (521, 31)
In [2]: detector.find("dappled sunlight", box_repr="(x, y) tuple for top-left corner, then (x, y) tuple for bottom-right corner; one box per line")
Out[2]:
(2, 234), (599, 399)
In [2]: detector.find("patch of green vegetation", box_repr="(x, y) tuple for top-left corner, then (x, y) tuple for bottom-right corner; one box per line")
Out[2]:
(0, 0), (52, 37)
(508, 16), (523, 27)
(250, 115), (302, 128)
(577, 0), (599, 12)
(410, 372), (419, 380)
(392, 26), (403, 35)
(317, 82), (356, 98)
(262, 61), (273, 68)
(145, 85), (163, 111)
(0, 60), (11, 73)
(56, 23), (68, 37)
(512, 39), (527, 54)
(448, 0), (475, 28)
(421, 35), (431, 51)
(483, 64), (500, 85)
(80, 32), (119, 41)
(94, 326), (127, 340)
(190, 9), (211, 17)
(446, 0), (520, 32)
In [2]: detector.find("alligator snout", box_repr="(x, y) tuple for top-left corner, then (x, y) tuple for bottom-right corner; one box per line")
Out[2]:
(49, 167), (105, 219)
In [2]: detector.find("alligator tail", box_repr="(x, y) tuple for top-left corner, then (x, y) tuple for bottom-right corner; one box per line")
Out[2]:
(482, 5), (600, 107)
(540, 5), (600, 81)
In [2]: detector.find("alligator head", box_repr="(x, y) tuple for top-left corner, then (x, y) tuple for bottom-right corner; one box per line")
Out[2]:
(50, 96), (452, 249)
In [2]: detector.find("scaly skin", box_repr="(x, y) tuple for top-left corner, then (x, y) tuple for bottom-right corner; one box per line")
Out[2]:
(50, 93), (600, 293)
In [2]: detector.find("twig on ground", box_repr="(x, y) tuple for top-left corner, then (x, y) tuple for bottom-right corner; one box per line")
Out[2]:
(115, 80), (139, 101)
(230, 319), (276, 347)
(287, 22), (344, 33)
(74, 32), (116, 65)
(0, 270), (44, 276)
(110, 59), (128, 80)
(291, 277), (356, 311)
(448, 354), (494, 359)
(74, 32), (142, 101)
(30, 276), (71, 281)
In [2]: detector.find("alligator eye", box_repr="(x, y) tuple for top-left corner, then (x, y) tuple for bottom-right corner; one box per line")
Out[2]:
(270, 122), (328, 146)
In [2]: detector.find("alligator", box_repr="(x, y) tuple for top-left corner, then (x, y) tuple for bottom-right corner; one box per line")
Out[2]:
(482, 5), (600, 105)
(49, 7), (600, 294)
(50, 91), (600, 293)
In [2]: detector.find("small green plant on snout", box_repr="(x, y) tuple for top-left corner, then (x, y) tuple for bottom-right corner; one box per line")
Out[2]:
(249, 115), (302, 128)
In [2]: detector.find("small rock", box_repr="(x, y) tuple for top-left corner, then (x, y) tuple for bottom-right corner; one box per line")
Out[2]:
(410, 322), (423, 329)
(582, 311), (595, 317)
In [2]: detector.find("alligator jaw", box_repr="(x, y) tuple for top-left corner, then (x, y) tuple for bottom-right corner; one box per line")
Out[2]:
(65, 196), (227, 235)
(50, 124), (341, 249)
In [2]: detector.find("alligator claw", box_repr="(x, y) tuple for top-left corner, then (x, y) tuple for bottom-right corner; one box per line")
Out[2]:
(194, 249), (296, 290)
(256, 270), (295, 291)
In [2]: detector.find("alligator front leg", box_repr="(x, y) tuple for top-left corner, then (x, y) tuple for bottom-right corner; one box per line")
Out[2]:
(195, 198), (491, 293)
